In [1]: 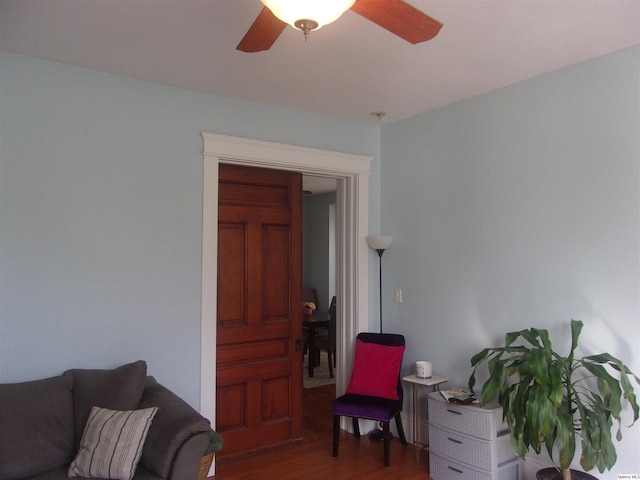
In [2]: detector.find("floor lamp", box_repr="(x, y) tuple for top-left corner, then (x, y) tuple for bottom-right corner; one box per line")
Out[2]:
(365, 235), (393, 441)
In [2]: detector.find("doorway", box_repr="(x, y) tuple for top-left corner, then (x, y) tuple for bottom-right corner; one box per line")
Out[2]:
(200, 133), (373, 438)
(302, 179), (336, 323)
(302, 185), (337, 390)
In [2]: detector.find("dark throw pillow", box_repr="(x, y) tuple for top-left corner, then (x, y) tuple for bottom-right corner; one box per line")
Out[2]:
(0, 375), (75, 479)
(65, 360), (147, 449)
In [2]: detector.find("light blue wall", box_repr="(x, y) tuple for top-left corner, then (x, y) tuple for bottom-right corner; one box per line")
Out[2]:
(2, 44), (639, 473)
(380, 45), (640, 473)
(0, 51), (379, 408)
(303, 192), (336, 311)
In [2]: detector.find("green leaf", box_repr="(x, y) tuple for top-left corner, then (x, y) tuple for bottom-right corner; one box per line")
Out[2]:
(521, 328), (544, 348)
(470, 348), (491, 366)
(508, 396), (529, 459)
(468, 369), (477, 392)
(595, 407), (616, 472)
(510, 376), (532, 454)
(582, 361), (622, 418)
(555, 411), (576, 469)
(544, 428), (556, 460)
(548, 360), (564, 406)
(585, 353), (640, 425)
(578, 408), (596, 472)
(624, 392), (639, 427)
(538, 328), (552, 351)
(525, 384), (544, 451)
(569, 320), (583, 358)
(505, 329), (528, 347)
(529, 348), (550, 385)
(482, 357), (505, 404)
(525, 384), (557, 448)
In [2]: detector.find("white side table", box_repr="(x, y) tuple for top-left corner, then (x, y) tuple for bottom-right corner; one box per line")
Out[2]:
(402, 374), (448, 465)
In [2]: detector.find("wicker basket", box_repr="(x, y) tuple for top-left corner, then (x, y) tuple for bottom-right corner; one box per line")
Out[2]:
(198, 452), (214, 480)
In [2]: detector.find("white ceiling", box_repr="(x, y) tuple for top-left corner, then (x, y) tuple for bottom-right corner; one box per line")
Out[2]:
(1, 0), (639, 125)
(303, 175), (338, 196)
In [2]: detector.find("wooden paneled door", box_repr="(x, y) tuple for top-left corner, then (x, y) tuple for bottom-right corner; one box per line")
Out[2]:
(216, 164), (303, 457)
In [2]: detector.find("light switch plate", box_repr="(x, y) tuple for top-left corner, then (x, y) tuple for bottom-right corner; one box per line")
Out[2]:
(395, 289), (403, 303)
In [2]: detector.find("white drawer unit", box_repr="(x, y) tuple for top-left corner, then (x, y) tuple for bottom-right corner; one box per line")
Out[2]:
(428, 392), (521, 480)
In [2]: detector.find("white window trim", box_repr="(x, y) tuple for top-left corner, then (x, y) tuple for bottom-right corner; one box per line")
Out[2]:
(201, 133), (372, 428)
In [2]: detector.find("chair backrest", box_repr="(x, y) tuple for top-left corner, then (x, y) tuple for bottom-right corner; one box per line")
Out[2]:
(303, 287), (319, 307)
(357, 332), (404, 347)
(355, 332), (405, 402)
(327, 301), (337, 350)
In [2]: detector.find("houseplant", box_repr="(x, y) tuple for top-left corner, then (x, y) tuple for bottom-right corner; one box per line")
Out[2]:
(303, 301), (316, 316)
(468, 320), (639, 480)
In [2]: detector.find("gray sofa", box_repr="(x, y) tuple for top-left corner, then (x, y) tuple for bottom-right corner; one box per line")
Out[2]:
(0, 361), (218, 480)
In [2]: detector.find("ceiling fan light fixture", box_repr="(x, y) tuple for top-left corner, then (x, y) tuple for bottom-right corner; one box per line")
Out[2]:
(261, 0), (355, 32)
(294, 19), (319, 37)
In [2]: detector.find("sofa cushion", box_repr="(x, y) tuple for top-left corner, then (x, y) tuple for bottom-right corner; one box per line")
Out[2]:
(68, 406), (158, 480)
(0, 375), (75, 480)
(28, 465), (162, 480)
(65, 360), (147, 449)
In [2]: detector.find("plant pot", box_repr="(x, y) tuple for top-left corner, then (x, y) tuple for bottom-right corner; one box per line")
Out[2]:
(536, 468), (598, 480)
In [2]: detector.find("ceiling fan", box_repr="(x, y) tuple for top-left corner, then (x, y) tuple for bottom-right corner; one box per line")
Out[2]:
(237, 0), (443, 53)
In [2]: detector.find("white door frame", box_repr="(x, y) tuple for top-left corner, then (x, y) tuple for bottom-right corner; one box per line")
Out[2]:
(200, 133), (372, 426)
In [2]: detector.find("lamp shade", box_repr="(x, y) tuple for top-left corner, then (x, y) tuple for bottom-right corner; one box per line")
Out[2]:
(261, 0), (355, 31)
(366, 236), (394, 251)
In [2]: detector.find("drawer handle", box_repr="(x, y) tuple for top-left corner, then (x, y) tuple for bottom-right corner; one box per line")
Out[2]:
(448, 466), (464, 474)
(447, 408), (462, 415)
(448, 437), (463, 444)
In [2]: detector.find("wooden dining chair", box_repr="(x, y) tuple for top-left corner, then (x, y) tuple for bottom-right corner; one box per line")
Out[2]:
(314, 299), (336, 377)
(303, 287), (319, 307)
(302, 288), (318, 355)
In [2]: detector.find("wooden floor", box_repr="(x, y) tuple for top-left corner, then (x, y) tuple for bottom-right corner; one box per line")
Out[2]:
(213, 384), (432, 479)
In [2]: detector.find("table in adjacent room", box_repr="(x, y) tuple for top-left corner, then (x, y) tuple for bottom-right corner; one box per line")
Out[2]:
(303, 310), (329, 377)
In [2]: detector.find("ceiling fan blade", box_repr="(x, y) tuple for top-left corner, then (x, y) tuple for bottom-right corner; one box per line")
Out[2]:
(351, 0), (443, 44)
(237, 7), (287, 53)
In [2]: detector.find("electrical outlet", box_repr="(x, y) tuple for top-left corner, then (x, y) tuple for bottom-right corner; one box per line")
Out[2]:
(395, 289), (403, 303)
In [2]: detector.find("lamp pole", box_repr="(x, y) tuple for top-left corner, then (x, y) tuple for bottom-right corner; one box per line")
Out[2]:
(375, 248), (385, 334)
(366, 235), (394, 334)
(365, 235), (394, 441)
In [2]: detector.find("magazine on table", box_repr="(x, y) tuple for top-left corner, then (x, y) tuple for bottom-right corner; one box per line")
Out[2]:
(440, 387), (480, 405)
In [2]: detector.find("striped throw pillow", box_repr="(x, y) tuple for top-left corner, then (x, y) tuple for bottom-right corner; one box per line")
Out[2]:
(68, 406), (158, 480)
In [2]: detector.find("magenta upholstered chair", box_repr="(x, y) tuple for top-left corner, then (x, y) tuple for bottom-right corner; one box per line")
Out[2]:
(332, 332), (408, 467)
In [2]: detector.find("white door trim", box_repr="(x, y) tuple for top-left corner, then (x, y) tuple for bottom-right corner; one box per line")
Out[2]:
(201, 133), (372, 427)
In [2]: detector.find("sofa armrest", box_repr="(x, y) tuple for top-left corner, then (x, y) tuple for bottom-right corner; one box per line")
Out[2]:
(169, 432), (209, 480)
(139, 376), (211, 479)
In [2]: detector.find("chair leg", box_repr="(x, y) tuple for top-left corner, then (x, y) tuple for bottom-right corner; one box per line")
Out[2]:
(394, 414), (408, 446)
(352, 417), (360, 438)
(382, 421), (391, 467)
(332, 415), (340, 457)
(327, 351), (334, 378)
